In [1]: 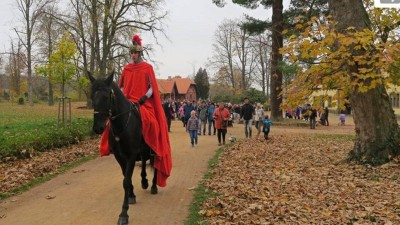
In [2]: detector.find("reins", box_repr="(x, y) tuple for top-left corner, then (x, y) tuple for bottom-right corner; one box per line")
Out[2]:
(95, 87), (140, 142)
(110, 101), (138, 142)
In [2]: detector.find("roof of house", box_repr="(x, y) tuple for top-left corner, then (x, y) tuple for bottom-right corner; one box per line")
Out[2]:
(157, 79), (176, 94)
(171, 77), (195, 94)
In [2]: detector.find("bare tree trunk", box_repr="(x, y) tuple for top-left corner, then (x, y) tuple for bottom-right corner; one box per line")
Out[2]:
(45, 9), (54, 106)
(26, 58), (33, 105)
(213, 20), (237, 88)
(11, 42), (23, 96)
(227, 34), (235, 89)
(329, 0), (400, 164)
(266, 59), (270, 99)
(16, 0), (50, 106)
(89, 0), (98, 75)
(240, 29), (246, 90)
(70, 0), (92, 107)
(259, 36), (266, 94)
(25, 1), (34, 106)
(270, 0), (283, 120)
(229, 54), (235, 88)
(100, 0), (110, 76)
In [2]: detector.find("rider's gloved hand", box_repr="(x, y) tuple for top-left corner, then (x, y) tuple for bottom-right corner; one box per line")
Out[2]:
(138, 95), (148, 105)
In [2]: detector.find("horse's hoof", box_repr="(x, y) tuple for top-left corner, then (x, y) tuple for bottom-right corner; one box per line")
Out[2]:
(128, 197), (136, 204)
(118, 216), (129, 225)
(151, 187), (158, 195)
(141, 180), (149, 189)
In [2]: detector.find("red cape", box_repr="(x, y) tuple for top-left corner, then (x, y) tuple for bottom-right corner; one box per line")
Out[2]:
(100, 62), (172, 187)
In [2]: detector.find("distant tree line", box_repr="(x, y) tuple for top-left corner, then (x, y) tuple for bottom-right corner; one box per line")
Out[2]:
(2, 0), (167, 107)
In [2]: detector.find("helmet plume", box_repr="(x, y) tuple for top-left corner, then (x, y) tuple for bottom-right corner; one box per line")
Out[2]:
(132, 35), (142, 46)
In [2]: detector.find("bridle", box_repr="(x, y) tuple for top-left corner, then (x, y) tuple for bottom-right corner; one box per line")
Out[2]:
(94, 88), (139, 141)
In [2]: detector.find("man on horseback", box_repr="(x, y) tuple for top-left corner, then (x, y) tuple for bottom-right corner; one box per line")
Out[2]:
(100, 34), (172, 188)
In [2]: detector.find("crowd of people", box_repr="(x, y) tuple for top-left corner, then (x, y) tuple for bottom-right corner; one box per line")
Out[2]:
(163, 97), (350, 146)
(284, 104), (349, 129)
(161, 97), (273, 147)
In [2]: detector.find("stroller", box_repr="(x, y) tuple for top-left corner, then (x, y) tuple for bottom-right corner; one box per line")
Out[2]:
(339, 114), (346, 125)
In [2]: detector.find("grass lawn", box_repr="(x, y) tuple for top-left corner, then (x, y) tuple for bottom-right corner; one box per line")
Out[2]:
(0, 102), (94, 159)
(0, 101), (92, 125)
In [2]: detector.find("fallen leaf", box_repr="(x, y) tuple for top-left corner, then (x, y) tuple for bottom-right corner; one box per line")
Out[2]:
(188, 186), (197, 191)
(201, 130), (400, 224)
(72, 169), (85, 173)
(45, 195), (56, 200)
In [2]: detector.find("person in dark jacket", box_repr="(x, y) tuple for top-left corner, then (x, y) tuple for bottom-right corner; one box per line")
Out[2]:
(309, 107), (317, 129)
(198, 101), (208, 135)
(163, 99), (174, 132)
(207, 102), (216, 135)
(240, 97), (255, 138)
(183, 101), (195, 127)
(324, 107), (329, 126)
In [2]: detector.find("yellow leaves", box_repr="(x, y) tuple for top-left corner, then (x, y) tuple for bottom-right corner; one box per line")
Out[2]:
(199, 209), (222, 217)
(367, 4), (400, 41)
(346, 26), (356, 31)
(324, 35), (335, 46)
(358, 67), (372, 74)
(295, 23), (303, 30)
(321, 209), (333, 217)
(356, 84), (369, 93)
(294, 15), (304, 21)
(288, 34), (298, 42)
(341, 36), (357, 46)
(289, 54), (298, 62)
(280, 10), (400, 104)
(300, 51), (309, 59)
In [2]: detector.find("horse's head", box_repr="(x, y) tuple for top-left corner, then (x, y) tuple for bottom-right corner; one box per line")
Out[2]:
(88, 71), (114, 134)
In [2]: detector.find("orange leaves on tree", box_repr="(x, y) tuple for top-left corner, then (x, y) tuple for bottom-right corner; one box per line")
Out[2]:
(280, 11), (400, 108)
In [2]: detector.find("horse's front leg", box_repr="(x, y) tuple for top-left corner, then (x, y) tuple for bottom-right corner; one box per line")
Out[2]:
(151, 167), (158, 195)
(141, 157), (149, 189)
(150, 154), (158, 195)
(114, 152), (136, 205)
(118, 156), (136, 225)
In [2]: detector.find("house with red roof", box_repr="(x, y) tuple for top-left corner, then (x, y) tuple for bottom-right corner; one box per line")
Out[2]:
(157, 76), (197, 102)
(156, 79), (178, 101)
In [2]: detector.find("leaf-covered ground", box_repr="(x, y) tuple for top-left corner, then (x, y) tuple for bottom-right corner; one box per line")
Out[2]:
(0, 139), (97, 193)
(201, 130), (400, 224)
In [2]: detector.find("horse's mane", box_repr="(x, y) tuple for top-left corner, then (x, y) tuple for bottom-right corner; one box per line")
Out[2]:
(109, 80), (140, 119)
(110, 81), (126, 101)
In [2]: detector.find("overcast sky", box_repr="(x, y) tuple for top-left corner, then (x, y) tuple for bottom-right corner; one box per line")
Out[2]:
(147, 0), (273, 79)
(0, 0), (290, 79)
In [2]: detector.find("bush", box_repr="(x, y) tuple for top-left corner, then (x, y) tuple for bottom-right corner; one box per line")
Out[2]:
(18, 97), (24, 105)
(0, 118), (94, 160)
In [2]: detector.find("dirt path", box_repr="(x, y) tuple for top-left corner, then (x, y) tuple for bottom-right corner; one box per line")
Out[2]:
(0, 120), (245, 225)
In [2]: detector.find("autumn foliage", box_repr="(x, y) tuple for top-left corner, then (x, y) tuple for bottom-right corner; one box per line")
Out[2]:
(280, 8), (400, 109)
(201, 130), (400, 224)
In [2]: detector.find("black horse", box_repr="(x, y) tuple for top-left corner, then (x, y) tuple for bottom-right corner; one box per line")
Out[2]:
(89, 72), (157, 225)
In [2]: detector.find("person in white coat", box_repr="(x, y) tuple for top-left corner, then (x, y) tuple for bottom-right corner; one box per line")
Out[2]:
(254, 103), (265, 139)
